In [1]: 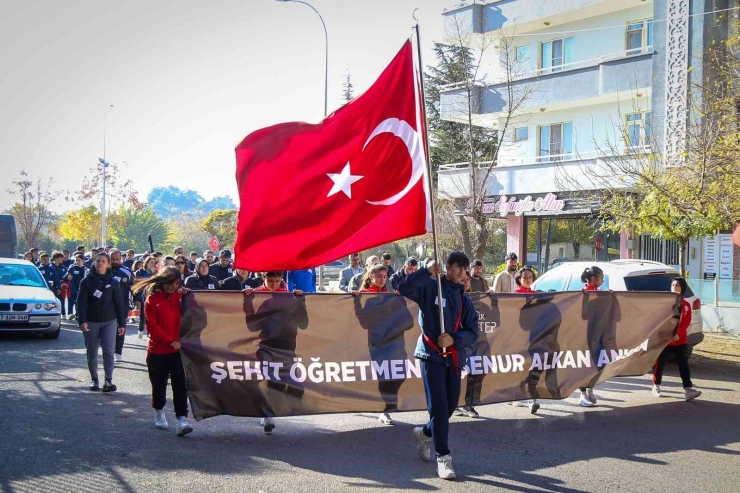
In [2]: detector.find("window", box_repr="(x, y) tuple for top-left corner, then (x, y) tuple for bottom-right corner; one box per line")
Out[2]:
(626, 19), (653, 55)
(625, 111), (652, 148)
(538, 123), (573, 161)
(541, 37), (574, 73)
(516, 45), (531, 61)
(514, 127), (528, 142)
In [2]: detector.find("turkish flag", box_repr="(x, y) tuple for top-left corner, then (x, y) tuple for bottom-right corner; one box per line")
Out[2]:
(733, 222), (740, 248)
(234, 40), (430, 271)
(208, 236), (220, 252)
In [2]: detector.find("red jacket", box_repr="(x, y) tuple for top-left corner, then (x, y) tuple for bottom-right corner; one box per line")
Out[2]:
(361, 284), (388, 293)
(144, 290), (183, 354)
(514, 286), (534, 294)
(584, 284), (599, 291)
(255, 285), (288, 292)
(671, 298), (691, 346)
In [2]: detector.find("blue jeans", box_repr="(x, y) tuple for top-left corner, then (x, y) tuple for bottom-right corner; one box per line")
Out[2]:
(421, 360), (461, 457)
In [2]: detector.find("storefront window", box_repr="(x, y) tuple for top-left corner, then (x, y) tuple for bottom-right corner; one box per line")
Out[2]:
(525, 216), (616, 272)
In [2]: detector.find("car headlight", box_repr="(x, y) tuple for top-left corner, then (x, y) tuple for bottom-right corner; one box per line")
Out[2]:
(35, 304), (42, 310)
(43, 302), (58, 311)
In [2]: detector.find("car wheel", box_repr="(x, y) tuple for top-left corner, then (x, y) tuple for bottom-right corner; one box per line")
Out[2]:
(42, 328), (61, 339)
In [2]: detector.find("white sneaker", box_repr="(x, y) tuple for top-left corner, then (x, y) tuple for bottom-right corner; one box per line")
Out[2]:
(176, 417), (193, 436)
(378, 412), (394, 425)
(586, 388), (597, 405)
(651, 384), (663, 398)
(412, 426), (432, 461)
(579, 394), (594, 407)
(67, 314), (76, 320)
(259, 417), (276, 433)
(436, 455), (456, 480)
(137, 330), (144, 340)
(529, 399), (540, 414)
(511, 400), (529, 407)
(684, 387), (702, 401)
(155, 410), (168, 429)
(114, 353), (123, 362)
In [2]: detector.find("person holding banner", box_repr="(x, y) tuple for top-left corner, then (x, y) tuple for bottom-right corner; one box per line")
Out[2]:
(132, 266), (194, 436)
(243, 272), (306, 433)
(352, 264), (414, 425)
(651, 277), (702, 402)
(398, 252), (478, 481)
(511, 266), (544, 414)
(577, 266), (610, 407)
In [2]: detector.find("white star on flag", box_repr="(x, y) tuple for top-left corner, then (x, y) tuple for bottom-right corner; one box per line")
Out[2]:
(327, 163), (364, 199)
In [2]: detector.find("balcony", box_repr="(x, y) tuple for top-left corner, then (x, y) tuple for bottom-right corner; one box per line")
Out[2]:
(440, 51), (653, 125)
(437, 147), (647, 200)
(443, 0), (651, 37)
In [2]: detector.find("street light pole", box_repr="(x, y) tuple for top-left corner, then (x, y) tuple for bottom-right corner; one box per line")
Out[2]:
(277, 0), (329, 290)
(100, 104), (114, 248)
(276, 0), (328, 117)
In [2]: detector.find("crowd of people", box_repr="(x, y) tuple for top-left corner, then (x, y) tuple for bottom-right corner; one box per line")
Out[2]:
(20, 245), (700, 480)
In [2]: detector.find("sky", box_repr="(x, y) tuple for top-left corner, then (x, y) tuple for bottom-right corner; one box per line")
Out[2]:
(0, 0), (454, 213)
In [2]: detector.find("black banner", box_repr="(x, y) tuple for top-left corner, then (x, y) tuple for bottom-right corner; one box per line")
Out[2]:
(180, 291), (679, 419)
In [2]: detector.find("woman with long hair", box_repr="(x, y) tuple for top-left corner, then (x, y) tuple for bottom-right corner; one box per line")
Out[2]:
(76, 252), (127, 392)
(131, 266), (194, 436)
(174, 255), (191, 281)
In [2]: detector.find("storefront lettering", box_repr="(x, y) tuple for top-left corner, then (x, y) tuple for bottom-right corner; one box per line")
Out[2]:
(482, 193), (566, 217)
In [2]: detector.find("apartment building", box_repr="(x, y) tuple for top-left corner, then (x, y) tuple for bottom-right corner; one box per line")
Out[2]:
(438, 0), (738, 281)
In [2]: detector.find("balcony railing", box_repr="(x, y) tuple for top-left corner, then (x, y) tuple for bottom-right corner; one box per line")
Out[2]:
(437, 146), (652, 171)
(439, 46), (653, 92)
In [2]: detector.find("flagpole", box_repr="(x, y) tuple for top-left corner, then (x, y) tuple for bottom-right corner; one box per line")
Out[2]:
(413, 12), (448, 355)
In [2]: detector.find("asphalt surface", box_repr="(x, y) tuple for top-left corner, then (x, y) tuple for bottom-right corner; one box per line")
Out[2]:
(1, 320), (739, 493)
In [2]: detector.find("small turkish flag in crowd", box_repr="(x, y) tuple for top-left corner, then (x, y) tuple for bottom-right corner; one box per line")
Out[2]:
(234, 40), (430, 271)
(208, 236), (220, 252)
(733, 222), (740, 248)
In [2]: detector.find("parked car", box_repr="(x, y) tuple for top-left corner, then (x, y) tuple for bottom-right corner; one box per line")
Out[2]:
(0, 258), (62, 339)
(321, 260), (346, 280)
(532, 259), (703, 354)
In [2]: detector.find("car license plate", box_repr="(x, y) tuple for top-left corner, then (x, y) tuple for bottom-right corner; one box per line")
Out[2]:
(0, 314), (29, 322)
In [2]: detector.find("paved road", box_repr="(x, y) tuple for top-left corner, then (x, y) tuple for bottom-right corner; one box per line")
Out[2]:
(1, 320), (739, 493)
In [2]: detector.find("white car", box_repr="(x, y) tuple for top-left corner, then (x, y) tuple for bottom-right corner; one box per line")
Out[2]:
(531, 259), (703, 354)
(0, 258), (62, 339)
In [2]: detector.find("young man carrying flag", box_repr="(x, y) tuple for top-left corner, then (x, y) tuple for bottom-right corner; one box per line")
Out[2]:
(398, 253), (478, 480)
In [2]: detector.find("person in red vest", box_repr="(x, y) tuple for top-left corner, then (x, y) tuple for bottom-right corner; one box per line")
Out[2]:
(577, 266), (606, 407)
(242, 272), (305, 433)
(131, 266), (194, 437)
(651, 277), (702, 401)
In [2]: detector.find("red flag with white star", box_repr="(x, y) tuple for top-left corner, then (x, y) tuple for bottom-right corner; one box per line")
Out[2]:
(233, 40), (430, 271)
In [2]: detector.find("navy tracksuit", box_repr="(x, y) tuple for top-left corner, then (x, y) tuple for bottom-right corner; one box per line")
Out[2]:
(110, 265), (133, 356)
(398, 268), (477, 457)
(65, 264), (87, 316)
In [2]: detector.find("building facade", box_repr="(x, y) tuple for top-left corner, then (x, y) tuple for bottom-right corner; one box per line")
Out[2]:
(438, 0), (738, 280)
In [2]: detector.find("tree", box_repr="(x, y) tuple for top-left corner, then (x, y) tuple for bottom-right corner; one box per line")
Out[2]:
(147, 186), (236, 219)
(342, 68), (354, 102)
(78, 161), (139, 210)
(108, 205), (169, 252)
(201, 209), (238, 250)
(426, 17), (535, 261)
(164, 213), (213, 254)
(57, 205), (102, 249)
(6, 171), (59, 249)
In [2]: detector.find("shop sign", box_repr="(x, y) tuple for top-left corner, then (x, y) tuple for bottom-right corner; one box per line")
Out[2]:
(482, 193), (566, 217)
(719, 235), (734, 280)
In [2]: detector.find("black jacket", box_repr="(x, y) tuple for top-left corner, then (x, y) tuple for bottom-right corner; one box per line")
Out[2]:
(220, 273), (263, 291)
(76, 270), (127, 327)
(184, 273), (220, 291)
(209, 262), (234, 282)
(110, 265), (133, 309)
(390, 268), (408, 291)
